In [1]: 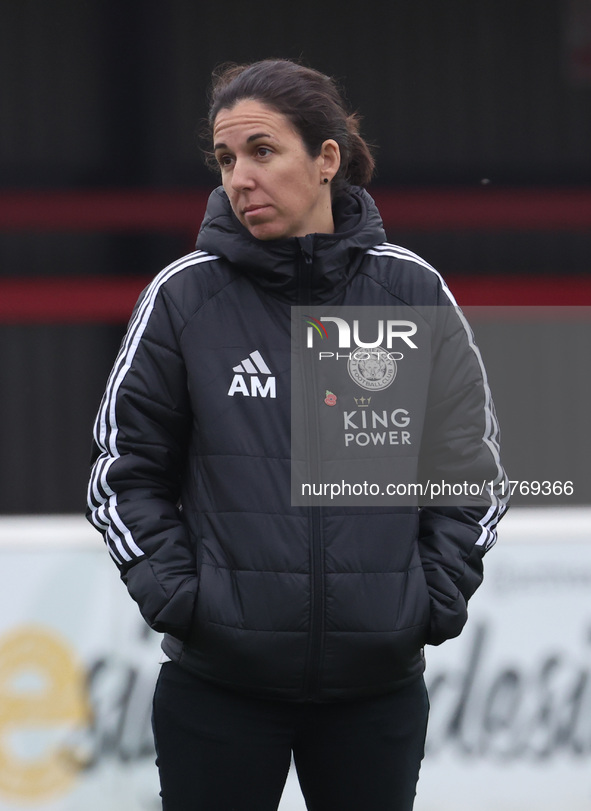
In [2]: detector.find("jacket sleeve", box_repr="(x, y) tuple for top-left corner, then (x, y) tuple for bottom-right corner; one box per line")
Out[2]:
(86, 277), (197, 640)
(417, 290), (509, 646)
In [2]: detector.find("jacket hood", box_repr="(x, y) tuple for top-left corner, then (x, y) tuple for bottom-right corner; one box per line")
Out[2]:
(195, 185), (387, 303)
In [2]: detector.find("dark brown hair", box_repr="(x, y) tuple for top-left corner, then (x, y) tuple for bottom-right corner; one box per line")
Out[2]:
(206, 59), (375, 196)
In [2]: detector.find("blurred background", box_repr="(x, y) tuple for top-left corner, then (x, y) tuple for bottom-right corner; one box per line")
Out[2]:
(1, 0), (590, 512)
(0, 1), (590, 809)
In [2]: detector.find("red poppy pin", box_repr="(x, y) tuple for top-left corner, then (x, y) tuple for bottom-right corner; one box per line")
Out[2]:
(324, 390), (337, 406)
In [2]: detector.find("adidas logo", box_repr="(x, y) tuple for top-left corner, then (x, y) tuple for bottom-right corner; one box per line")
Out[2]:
(227, 350), (276, 398)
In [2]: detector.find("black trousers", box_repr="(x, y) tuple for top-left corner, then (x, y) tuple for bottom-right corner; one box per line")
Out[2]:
(152, 661), (429, 811)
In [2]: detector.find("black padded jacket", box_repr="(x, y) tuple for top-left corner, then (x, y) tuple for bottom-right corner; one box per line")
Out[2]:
(87, 186), (508, 702)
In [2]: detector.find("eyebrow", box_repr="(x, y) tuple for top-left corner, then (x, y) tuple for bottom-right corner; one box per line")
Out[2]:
(213, 132), (273, 151)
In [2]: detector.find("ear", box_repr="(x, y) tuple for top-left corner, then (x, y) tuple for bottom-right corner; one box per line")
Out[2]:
(319, 139), (341, 182)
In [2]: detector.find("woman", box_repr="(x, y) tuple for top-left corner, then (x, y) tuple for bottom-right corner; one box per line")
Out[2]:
(88, 59), (508, 810)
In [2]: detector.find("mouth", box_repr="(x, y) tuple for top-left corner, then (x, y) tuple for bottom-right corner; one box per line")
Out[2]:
(242, 204), (271, 219)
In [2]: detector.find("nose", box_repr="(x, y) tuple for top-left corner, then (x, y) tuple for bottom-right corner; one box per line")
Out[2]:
(230, 157), (256, 192)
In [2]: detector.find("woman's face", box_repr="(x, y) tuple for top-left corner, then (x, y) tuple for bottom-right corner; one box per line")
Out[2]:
(213, 99), (339, 241)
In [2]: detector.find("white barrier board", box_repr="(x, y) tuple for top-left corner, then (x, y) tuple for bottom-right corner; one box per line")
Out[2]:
(0, 510), (589, 810)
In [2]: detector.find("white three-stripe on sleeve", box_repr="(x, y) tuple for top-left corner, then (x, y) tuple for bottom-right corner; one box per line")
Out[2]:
(366, 243), (509, 550)
(87, 251), (218, 564)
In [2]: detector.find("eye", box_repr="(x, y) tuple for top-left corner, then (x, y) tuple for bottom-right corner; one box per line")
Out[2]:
(216, 154), (234, 170)
(255, 146), (273, 159)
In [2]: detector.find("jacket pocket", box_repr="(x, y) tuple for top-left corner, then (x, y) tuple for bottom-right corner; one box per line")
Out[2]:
(421, 560), (468, 646)
(395, 565), (431, 642)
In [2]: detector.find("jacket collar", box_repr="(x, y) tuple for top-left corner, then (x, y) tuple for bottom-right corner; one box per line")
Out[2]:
(195, 185), (386, 304)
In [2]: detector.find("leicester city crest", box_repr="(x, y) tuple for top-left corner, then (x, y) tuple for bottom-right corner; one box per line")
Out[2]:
(347, 346), (397, 391)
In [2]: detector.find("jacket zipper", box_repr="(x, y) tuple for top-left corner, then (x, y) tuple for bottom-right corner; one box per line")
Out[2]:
(297, 237), (325, 700)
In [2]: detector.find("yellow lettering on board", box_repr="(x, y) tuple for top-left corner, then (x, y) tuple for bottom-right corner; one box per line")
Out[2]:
(0, 625), (89, 802)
